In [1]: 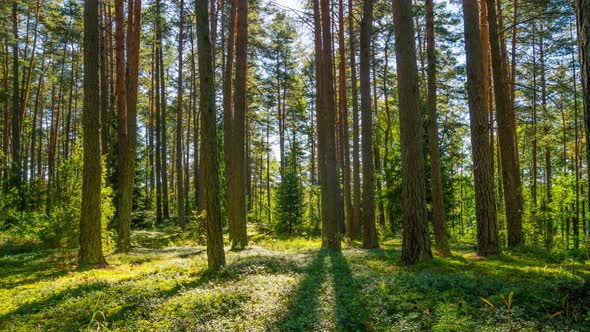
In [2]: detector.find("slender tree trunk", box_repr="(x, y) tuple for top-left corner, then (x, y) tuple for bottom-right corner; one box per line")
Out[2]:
(159, 36), (170, 220)
(338, 0), (352, 238)
(573, 22), (582, 249)
(11, 1), (21, 191)
(393, 0), (432, 264)
(372, 61), (385, 229)
(480, 0), (494, 174)
(30, 56), (46, 182)
(19, 0), (40, 129)
(348, 0), (361, 240)
(230, 0), (248, 248)
(196, 0), (225, 270)
(79, 0), (106, 267)
(99, 0), (109, 156)
(462, 0), (500, 256)
(114, 0), (128, 249)
(317, 0), (342, 249)
(531, 23), (538, 213)
(176, 0), (186, 230)
(155, 20), (163, 224)
(486, 0), (524, 246)
(539, 22), (553, 249)
(577, 0), (590, 227)
(425, 0), (450, 256)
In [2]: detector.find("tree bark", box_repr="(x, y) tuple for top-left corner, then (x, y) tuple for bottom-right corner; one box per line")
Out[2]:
(176, 0), (186, 231)
(230, 0), (248, 248)
(360, 0), (378, 249)
(425, 0), (450, 256)
(393, 0), (432, 264)
(317, 0), (342, 249)
(348, 0), (361, 240)
(11, 1), (21, 190)
(79, 0), (106, 267)
(486, 0), (524, 246)
(462, 0), (500, 256)
(338, 0), (352, 240)
(577, 0), (590, 232)
(196, 0), (226, 270)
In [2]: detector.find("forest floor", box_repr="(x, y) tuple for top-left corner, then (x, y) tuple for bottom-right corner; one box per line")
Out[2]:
(1, 226), (589, 331)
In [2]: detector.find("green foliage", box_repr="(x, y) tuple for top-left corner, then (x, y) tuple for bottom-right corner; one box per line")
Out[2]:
(274, 170), (302, 235)
(1, 230), (588, 331)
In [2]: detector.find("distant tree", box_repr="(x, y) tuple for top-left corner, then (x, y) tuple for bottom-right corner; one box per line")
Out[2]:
(275, 150), (303, 235)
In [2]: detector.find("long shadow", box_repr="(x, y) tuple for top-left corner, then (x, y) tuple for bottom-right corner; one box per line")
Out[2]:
(276, 249), (328, 331)
(0, 280), (109, 322)
(329, 250), (369, 331)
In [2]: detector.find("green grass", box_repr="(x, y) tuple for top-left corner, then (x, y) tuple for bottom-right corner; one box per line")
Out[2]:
(0, 229), (589, 331)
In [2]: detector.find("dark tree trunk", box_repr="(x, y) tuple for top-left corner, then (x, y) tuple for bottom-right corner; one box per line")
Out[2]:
(462, 0), (500, 256)
(196, 0), (225, 270)
(228, 0), (249, 248)
(425, 0), (450, 256)
(338, 0), (352, 240)
(393, 0), (432, 264)
(11, 1), (21, 191)
(316, 0), (342, 249)
(348, 0), (361, 240)
(486, 0), (524, 247)
(360, 0), (378, 249)
(577, 0), (590, 231)
(176, 0), (186, 230)
(79, 0), (107, 267)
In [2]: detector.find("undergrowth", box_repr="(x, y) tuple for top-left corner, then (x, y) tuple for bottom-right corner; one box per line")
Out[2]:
(0, 227), (588, 331)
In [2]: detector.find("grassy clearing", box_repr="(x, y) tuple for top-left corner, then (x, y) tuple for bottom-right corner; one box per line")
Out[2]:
(0, 228), (588, 331)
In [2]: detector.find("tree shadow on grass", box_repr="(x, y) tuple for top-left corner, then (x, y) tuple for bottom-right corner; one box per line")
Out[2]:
(276, 249), (370, 331)
(277, 249), (329, 331)
(329, 250), (370, 331)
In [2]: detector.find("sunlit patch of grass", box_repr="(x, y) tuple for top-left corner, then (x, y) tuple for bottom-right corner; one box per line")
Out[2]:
(0, 229), (588, 331)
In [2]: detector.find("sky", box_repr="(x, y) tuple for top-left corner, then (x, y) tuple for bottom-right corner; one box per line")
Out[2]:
(274, 0), (305, 12)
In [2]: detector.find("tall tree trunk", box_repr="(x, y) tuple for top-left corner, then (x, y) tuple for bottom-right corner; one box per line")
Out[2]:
(11, 1), (21, 191)
(480, 0), (494, 174)
(425, 0), (450, 256)
(79, 0), (106, 267)
(486, 0), (524, 246)
(577, 0), (590, 227)
(348, 0), (361, 240)
(196, 0), (225, 270)
(176, 0), (186, 230)
(338, 0), (352, 239)
(573, 22), (582, 250)
(159, 37), (170, 220)
(99, 0), (109, 156)
(462, 0), (500, 256)
(372, 61), (385, 229)
(155, 19), (163, 224)
(531, 23), (538, 212)
(317, 0), (342, 249)
(223, 0), (236, 243)
(393, 0), (432, 264)
(230, 0), (248, 248)
(114, 0), (128, 249)
(539, 22), (553, 249)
